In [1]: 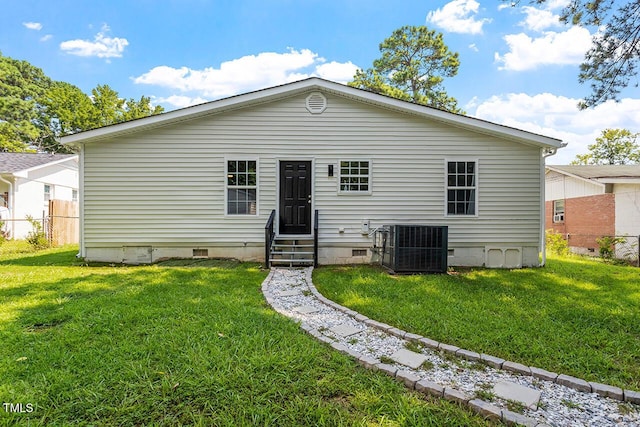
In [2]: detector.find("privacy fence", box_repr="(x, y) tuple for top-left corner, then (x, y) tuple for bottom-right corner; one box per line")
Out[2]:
(0, 200), (79, 247)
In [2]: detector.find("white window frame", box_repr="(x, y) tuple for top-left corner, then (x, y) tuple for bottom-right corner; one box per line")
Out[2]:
(553, 199), (565, 223)
(44, 184), (52, 202)
(338, 159), (372, 195)
(445, 159), (478, 217)
(72, 189), (78, 203)
(225, 158), (259, 216)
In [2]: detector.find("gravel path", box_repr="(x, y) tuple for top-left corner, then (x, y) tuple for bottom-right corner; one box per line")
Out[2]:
(262, 267), (640, 427)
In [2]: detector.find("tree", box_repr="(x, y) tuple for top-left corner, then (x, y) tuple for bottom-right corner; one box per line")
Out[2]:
(524, 1), (640, 109)
(571, 128), (640, 165)
(91, 84), (126, 127)
(349, 26), (463, 113)
(37, 81), (96, 153)
(0, 52), (52, 151)
(123, 95), (164, 122)
(1, 52), (164, 153)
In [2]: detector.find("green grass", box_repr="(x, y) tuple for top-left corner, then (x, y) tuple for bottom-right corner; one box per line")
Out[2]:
(0, 242), (490, 426)
(314, 256), (640, 390)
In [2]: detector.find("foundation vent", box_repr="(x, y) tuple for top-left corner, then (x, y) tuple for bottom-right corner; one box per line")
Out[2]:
(305, 92), (327, 114)
(193, 249), (209, 258)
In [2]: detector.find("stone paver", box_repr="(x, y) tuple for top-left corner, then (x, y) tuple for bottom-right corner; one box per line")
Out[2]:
(480, 353), (505, 369)
(468, 399), (502, 421)
(294, 305), (320, 314)
(329, 323), (362, 338)
(530, 366), (558, 382)
(590, 382), (624, 400)
(278, 289), (301, 297)
(263, 267), (640, 427)
(493, 381), (541, 409)
(389, 348), (428, 369)
(556, 374), (591, 393)
(502, 360), (531, 376)
(444, 387), (472, 404)
(625, 390), (640, 404)
(415, 379), (444, 397)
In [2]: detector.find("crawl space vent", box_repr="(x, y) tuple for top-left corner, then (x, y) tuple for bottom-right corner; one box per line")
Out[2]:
(305, 92), (327, 114)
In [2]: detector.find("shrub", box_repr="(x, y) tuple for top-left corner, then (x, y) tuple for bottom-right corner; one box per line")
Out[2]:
(595, 235), (626, 260)
(0, 221), (6, 245)
(25, 215), (50, 250)
(545, 230), (569, 256)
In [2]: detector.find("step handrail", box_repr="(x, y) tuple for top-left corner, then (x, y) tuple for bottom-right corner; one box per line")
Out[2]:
(313, 209), (319, 268)
(265, 210), (276, 268)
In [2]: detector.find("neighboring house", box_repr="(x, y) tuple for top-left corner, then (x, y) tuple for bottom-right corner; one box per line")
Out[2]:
(545, 165), (640, 254)
(0, 153), (79, 239)
(61, 78), (562, 267)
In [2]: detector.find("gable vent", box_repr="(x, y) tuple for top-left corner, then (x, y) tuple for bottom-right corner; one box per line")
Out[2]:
(305, 92), (327, 114)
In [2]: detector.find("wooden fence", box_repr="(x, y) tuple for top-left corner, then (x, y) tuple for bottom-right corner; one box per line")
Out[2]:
(47, 199), (79, 246)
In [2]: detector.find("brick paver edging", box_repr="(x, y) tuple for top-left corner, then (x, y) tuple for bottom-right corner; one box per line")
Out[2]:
(297, 269), (640, 405)
(261, 268), (640, 425)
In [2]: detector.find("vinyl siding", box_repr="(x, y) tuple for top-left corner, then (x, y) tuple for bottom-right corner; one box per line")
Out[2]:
(82, 91), (542, 254)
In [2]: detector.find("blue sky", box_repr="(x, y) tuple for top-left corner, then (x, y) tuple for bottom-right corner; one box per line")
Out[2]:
(2, 0), (639, 163)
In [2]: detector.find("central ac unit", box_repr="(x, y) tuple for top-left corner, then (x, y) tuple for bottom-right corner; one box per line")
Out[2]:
(377, 225), (448, 273)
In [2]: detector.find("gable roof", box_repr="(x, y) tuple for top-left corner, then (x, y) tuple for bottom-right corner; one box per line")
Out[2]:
(60, 77), (563, 149)
(0, 153), (77, 174)
(546, 165), (640, 184)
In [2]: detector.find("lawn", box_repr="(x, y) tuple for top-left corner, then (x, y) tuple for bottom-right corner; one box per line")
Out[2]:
(0, 242), (489, 426)
(314, 256), (640, 391)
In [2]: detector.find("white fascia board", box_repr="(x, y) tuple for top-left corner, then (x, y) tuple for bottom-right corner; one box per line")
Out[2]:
(596, 177), (640, 184)
(60, 77), (563, 149)
(545, 166), (606, 188)
(11, 155), (79, 177)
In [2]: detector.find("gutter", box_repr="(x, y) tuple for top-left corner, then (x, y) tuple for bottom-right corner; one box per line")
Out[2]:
(0, 175), (15, 239)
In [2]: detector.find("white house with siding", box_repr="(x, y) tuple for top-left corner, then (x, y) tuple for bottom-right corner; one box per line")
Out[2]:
(61, 78), (562, 268)
(0, 153), (78, 239)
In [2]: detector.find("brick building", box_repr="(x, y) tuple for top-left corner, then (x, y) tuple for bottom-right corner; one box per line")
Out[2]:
(545, 165), (640, 255)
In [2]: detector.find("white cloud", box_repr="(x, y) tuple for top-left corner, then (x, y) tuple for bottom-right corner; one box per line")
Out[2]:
(468, 93), (640, 163)
(469, 43), (479, 52)
(153, 95), (210, 109)
(23, 22), (42, 31)
(60, 25), (128, 58)
(426, 0), (491, 35)
(520, 6), (563, 31)
(494, 26), (592, 71)
(40, 34), (52, 42)
(315, 61), (359, 82)
(134, 49), (357, 100)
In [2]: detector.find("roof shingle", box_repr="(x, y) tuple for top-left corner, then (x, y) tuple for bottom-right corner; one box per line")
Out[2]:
(0, 153), (76, 174)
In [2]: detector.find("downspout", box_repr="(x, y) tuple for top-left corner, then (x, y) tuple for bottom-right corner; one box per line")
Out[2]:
(77, 148), (85, 258)
(540, 145), (564, 266)
(0, 174), (15, 239)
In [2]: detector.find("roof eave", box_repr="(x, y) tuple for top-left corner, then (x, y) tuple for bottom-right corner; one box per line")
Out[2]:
(545, 166), (606, 188)
(60, 77), (563, 149)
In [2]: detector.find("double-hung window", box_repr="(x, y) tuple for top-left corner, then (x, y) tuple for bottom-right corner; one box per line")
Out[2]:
(339, 161), (370, 193)
(227, 160), (257, 215)
(446, 161), (477, 216)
